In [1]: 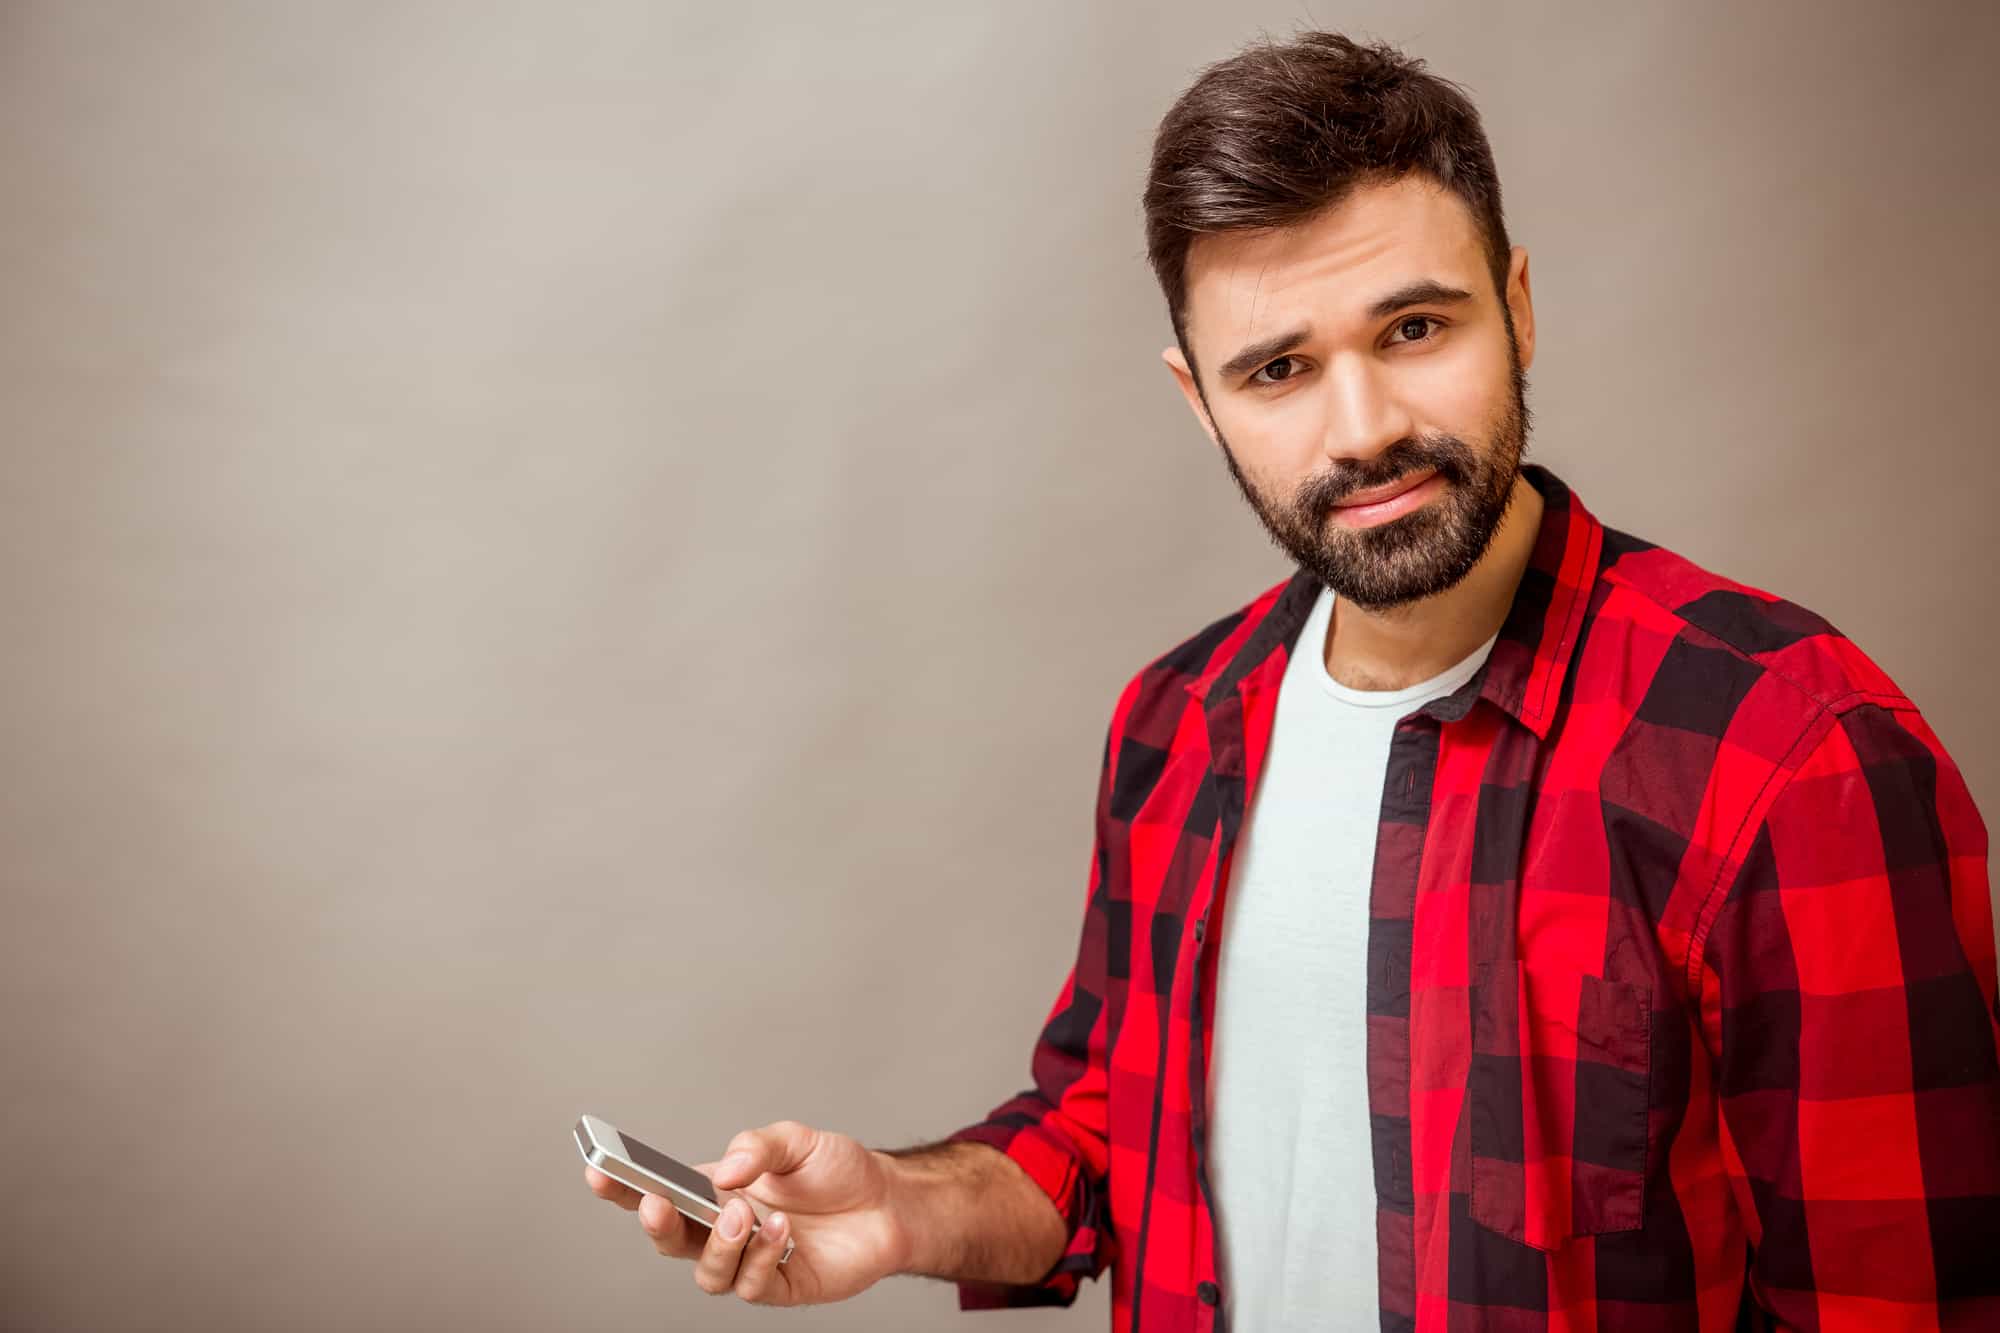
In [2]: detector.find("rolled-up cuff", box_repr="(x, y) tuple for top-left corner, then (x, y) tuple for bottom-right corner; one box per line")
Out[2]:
(946, 1111), (1113, 1310)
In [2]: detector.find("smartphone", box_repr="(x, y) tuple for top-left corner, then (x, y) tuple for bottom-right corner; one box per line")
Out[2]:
(574, 1114), (793, 1264)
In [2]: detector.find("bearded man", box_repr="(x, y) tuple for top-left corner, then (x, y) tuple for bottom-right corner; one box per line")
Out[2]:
(587, 30), (1998, 1333)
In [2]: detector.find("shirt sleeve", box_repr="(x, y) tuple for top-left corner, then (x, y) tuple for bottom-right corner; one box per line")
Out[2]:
(944, 685), (1131, 1310)
(1699, 700), (2000, 1329)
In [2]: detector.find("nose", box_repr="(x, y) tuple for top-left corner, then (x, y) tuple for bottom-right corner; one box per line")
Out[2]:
(1319, 353), (1414, 466)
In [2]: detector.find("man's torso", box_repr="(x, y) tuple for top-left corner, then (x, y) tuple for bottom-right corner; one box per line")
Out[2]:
(1208, 583), (1497, 1325)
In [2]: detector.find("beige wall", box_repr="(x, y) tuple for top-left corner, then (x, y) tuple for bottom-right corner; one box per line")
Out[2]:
(3, 3), (1994, 1329)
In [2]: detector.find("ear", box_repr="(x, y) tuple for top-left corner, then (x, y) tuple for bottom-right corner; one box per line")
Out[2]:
(1161, 345), (1221, 450)
(1504, 245), (1536, 372)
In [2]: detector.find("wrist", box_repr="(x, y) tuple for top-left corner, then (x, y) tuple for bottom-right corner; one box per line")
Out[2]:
(872, 1148), (921, 1277)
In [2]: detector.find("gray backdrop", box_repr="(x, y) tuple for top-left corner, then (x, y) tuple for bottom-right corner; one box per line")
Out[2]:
(3, 3), (1995, 1330)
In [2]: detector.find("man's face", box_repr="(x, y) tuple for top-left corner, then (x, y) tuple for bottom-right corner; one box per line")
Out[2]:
(1163, 174), (1538, 612)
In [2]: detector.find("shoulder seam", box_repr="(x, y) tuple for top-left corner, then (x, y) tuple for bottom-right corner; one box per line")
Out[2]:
(1678, 693), (1924, 1010)
(1681, 706), (1835, 1005)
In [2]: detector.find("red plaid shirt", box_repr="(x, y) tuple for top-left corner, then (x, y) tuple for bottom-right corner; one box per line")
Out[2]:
(948, 465), (1999, 1331)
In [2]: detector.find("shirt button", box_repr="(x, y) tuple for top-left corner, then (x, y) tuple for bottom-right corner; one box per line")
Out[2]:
(1193, 917), (1207, 944)
(1197, 1280), (1221, 1306)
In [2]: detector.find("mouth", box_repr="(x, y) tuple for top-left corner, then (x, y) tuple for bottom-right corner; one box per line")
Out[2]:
(1328, 469), (1445, 529)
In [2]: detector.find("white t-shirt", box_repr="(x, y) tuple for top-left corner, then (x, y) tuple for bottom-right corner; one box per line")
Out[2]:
(1205, 584), (1498, 1326)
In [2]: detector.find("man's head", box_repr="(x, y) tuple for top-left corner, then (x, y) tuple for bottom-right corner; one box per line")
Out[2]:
(1144, 32), (1538, 612)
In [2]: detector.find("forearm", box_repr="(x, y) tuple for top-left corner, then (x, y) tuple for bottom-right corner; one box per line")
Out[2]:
(876, 1139), (1069, 1287)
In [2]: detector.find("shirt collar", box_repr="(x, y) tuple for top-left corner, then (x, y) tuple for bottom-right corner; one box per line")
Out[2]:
(1186, 463), (1603, 740)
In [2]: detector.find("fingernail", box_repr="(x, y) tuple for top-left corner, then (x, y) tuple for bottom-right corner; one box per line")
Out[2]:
(768, 1212), (787, 1234)
(720, 1151), (753, 1177)
(720, 1203), (745, 1240)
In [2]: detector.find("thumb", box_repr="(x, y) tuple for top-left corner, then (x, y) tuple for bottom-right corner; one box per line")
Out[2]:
(715, 1119), (817, 1189)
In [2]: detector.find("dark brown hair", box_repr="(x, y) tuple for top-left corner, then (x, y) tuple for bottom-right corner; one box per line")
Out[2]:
(1144, 31), (1513, 382)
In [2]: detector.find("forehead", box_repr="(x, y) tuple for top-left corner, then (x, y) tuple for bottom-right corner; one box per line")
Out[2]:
(1182, 174), (1489, 349)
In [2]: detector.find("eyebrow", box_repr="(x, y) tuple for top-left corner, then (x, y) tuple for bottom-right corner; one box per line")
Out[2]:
(1214, 279), (1478, 383)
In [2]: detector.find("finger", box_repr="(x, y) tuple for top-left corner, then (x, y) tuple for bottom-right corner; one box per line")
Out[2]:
(714, 1120), (817, 1191)
(638, 1192), (709, 1261)
(691, 1197), (755, 1295)
(731, 1208), (792, 1305)
(583, 1165), (643, 1211)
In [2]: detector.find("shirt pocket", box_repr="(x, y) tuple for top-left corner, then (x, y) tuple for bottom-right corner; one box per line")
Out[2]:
(1466, 959), (1652, 1252)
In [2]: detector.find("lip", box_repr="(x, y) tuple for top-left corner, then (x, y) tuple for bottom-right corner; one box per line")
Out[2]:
(1329, 470), (1445, 528)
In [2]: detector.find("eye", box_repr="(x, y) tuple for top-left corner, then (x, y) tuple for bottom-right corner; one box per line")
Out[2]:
(1249, 355), (1307, 387)
(1388, 315), (1445, 346)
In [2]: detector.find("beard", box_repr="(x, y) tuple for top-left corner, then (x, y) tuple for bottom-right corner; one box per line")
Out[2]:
(1213, 347), (1532, 613)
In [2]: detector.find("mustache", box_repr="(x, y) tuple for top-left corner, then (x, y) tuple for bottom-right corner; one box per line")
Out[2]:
(1297, 436), (1477, 513)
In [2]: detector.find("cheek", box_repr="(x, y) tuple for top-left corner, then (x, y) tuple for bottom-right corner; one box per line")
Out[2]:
(1409, 341), (1509, 437)
(1213, 394), (1326, 479)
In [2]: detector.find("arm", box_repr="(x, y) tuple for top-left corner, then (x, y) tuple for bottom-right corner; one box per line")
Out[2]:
(584, 683), (1137, 1311)
(1700, 702), (2000, 1328)
(920, 679), (1137, 1309)
(879, 1138), (1070, 1286)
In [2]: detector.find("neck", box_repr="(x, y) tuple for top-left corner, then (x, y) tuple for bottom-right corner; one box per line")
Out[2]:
(1323, 473), (1543, 693)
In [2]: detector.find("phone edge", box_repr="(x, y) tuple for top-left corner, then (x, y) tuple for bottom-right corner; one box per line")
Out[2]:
(573, 1116), (794, 1264)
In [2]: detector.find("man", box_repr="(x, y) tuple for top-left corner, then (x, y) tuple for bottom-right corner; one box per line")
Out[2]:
(584, 30), (2000, 1331)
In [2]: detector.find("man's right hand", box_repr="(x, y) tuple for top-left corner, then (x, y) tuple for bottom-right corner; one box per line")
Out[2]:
(582, 1119), (909, 1307)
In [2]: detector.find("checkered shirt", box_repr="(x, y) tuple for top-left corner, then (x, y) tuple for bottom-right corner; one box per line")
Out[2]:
(947, 464), (1999, 1332)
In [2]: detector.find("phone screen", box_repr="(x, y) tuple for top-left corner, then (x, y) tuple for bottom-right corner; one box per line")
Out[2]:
(617, 1130), (719, 1204)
